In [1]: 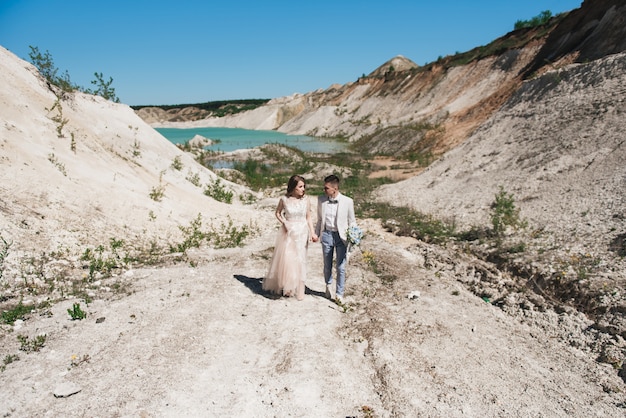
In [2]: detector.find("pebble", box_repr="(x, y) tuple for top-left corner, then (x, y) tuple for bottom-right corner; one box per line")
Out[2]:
(53, 382), (82, 398)
(407, 291), (421, 300)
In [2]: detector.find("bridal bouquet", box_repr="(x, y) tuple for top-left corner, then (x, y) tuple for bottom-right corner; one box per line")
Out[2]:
(346, 225), (364, 250)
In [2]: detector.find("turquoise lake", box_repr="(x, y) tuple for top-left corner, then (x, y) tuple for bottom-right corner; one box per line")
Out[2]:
(156, 127), (347, 154)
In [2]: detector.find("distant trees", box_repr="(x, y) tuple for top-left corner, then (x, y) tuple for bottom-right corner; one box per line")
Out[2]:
(514, 10), (553, 30)
(132, 99), (270, 115)
(28, 45), (119, 102)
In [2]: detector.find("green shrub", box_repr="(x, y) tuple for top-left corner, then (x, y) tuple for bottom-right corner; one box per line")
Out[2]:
(204, 178), (233, 204)
(48, 153), (67, 175)
(231, 145), (313, 190)
(208, 216), (255, 249)
(490, 186), (526, 236)
(87, 72), (120, 103)
(28, 46), (76, 92)
(360, 201), (456, 244)
(1, 301), (34, 325)
(169, 214), (256, 252)
(514, 10), (552, 30)
(171, 156), (183, 171)
(132, 139), (141, 157)
(0, 235), (11, 281)
(47, 97), (69, 137)
(239, 192), (258, 205)
(67, 303), (87, 320)
(186, 170), (201, 187)
(170, 213), (207, 253)
(1, 354), (19, 372)
(17, 334), (47, 353)
(29, 46), (119, 101)
(150, 174), (166, 201)
(233, 158), (273, 189)
(81, 238), (129, 279)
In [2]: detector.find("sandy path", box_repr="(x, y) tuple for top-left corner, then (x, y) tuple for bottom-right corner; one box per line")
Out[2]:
(0, 230), (382, 417)
(1, 220), (624, 417)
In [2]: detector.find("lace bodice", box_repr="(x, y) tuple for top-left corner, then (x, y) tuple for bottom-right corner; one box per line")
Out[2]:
(282, 196), (308, 221)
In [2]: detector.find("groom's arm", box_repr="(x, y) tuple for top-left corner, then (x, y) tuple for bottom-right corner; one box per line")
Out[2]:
(348, 198), (357, 227)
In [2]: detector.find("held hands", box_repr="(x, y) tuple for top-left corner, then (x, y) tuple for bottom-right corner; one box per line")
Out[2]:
(310, 233), (319, 243)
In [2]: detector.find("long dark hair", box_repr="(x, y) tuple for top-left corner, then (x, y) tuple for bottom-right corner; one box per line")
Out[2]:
(286, 175), (306, 196)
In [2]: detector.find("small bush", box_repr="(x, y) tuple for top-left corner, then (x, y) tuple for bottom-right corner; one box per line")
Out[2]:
(48, 153), (67, 176)
(149, 186), (164, 201)
(28, 46), (76, 92)
(29, 47), (120, 101)
(81, 238), (129, 279)
(361, 250), (380, 274)
(208, 216), (255, 249)
(87, 72), (120, 103)
(204, 178), (233, 204)
(1, 354), (20, 372)
(0, 235), (12, 280)
(17, 334), (47, 353)
(170, 213), (207, 253)
(1, 301), (34, 325)
(239, 192), (258, 205)
(47, 97), (69, 137)
(369, 203), (456, 244)
(186, 171), (201, 187)
(171, 156), (183, 171)
(132, 139), (141, 157)
(67, 303), (87, 320)
(514, 10), (553, 30)
(490, 186), (526, 236)
(150, 172), (166, 201)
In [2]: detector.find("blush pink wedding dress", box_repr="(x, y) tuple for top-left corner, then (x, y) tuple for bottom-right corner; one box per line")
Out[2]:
(263, 196), (310, 300)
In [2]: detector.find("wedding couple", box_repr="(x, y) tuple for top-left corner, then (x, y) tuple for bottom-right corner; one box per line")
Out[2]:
(262, 174), (356, 303)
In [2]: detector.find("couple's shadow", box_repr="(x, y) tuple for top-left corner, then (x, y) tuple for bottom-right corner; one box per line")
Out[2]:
(233, 274), (326, 299)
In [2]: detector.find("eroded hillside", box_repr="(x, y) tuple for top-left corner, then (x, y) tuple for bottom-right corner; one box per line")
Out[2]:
(379, 50), (626, 358)
(139, 0), (626, 161)
(0, 45), (258, 298)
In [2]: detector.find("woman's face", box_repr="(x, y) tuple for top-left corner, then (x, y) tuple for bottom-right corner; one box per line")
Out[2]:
(293, 180), (306, 197)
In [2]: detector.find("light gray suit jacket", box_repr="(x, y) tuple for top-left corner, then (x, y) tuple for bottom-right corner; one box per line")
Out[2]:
(315, 192), (357, 242)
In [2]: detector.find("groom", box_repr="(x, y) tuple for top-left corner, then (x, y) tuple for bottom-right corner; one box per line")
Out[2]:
(315, 174), (356, 303)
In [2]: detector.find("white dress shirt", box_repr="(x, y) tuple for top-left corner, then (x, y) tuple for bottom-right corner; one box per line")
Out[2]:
(324, 198), (339, 231)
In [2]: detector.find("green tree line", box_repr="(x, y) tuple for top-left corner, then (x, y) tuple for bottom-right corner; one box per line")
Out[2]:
(514, 10), (553, 30)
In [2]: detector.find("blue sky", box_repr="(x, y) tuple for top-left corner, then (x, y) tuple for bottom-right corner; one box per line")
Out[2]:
(0, 0), (582, 106)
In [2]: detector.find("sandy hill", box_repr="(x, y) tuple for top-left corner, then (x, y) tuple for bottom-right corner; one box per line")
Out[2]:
(379, 50), (626, 345)
(366, 55), (419, 78)
(0, 45), (256, 257)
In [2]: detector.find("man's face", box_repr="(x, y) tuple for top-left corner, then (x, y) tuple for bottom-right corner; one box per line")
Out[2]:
(323, 182), (338, 198)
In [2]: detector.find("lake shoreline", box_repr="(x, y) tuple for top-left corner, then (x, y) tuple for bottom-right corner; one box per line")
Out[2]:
(155, 126), (348, 154)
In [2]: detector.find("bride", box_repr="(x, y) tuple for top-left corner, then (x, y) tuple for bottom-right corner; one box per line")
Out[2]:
(263, 175), (318, 300)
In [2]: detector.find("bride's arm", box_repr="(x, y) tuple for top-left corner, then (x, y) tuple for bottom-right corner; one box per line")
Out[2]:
(306, 197), (318, 241)
(275, 197), (285, 225)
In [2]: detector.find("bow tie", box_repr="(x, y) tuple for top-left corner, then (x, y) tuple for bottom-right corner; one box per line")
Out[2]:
(328, 199), (338, 204)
